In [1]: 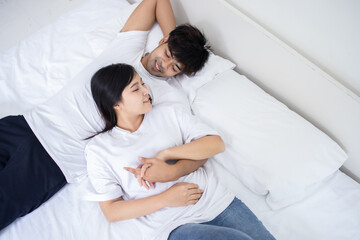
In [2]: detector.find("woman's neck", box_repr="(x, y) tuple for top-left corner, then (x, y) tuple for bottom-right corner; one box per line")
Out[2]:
(116, 113), (144, 133)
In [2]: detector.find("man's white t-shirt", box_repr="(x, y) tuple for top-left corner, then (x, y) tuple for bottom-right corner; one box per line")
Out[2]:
(85, 105), (235, 240)
(24, 31), (188, 182)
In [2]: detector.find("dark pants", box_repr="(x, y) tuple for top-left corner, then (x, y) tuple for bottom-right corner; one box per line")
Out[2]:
(0, 115), (66, 231)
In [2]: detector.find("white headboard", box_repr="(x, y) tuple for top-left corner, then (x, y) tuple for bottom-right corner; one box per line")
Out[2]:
(170, 0), (360, 182)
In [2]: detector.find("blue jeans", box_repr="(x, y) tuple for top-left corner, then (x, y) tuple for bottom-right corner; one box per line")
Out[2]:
(168, 198), (275, 240)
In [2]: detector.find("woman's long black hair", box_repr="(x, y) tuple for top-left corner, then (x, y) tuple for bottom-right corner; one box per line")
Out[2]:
(87, 63), (135, 139)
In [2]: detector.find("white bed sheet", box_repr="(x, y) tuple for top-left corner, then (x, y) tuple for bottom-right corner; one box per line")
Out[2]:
(1, 163), (359, 240)
(1, 0), (360, 239)
(210, 160), (360, 240)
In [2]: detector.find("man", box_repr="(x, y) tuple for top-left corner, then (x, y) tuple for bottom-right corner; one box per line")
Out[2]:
(121, 0), (209, 78)
(0, 0), (210, 230)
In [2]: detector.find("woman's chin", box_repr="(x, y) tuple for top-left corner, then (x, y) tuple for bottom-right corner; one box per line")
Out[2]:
(144, 104), (153, 113)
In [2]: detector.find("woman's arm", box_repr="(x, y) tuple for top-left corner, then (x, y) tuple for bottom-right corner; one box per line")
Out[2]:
(157, 135), (225, 161)
(99, 182), (203, 222)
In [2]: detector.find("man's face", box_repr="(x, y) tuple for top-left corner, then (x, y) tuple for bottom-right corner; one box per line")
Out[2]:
(142, 42), (184, 78)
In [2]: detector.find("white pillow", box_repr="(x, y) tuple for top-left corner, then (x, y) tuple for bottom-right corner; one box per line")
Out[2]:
(85, 3), (235, 87)
(174, 53), (235, 101)
(191, 69), (347, 210)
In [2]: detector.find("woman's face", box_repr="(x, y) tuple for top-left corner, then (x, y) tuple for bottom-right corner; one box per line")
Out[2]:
(116, 72), (152, 116)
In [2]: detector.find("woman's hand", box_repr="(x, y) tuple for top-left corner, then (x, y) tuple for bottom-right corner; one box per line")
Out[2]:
(161, 182), (204, 207)
(124, 164), (155, 190)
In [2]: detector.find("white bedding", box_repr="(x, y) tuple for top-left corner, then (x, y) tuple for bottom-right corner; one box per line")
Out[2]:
(1, 0), (360, 239)
(1, 165), (359, 240)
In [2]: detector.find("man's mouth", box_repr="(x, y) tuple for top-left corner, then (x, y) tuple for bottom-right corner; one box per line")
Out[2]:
(154, 61), (161, 72)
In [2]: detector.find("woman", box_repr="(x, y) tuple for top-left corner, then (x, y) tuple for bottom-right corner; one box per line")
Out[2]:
(85, 63), (275, 240)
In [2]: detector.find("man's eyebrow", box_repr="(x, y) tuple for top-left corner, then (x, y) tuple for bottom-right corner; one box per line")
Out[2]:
(169, 49), (182, 71)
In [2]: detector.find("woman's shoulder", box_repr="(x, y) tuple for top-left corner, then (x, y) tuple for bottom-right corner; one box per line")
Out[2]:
(85, 130), (114, 154)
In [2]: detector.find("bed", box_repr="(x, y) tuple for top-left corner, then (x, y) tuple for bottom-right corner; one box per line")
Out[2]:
(1, 0), (360, 239)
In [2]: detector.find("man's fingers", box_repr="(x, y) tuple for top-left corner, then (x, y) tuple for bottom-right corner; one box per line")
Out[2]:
(140, 163), (151, 178)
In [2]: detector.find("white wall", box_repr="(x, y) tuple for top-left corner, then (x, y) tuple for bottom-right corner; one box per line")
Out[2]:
(227, 0), (360, 96)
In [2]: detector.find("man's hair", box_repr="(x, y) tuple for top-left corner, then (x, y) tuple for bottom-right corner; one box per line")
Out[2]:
(167, 24), (210, 76)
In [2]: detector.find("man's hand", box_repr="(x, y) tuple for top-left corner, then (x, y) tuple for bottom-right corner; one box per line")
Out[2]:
(125, 156), (208, 185)
(125, 156), (179, 183)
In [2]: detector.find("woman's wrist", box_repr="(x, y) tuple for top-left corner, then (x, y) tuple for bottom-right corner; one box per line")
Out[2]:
(156, 149), (170, 161)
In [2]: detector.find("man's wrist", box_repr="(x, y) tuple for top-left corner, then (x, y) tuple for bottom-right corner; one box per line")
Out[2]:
(168, 164), (180, 181)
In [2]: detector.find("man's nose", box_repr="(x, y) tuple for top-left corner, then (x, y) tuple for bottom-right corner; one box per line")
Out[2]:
(163, 57), (172, 68)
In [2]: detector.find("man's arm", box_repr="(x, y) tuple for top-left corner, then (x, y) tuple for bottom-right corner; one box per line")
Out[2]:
(125, 135), (224, 183)
(124, 158), (208, 183)
(121, 0), (176, 36)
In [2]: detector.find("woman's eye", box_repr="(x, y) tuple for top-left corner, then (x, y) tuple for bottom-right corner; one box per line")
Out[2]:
(133, 89), (139, 92)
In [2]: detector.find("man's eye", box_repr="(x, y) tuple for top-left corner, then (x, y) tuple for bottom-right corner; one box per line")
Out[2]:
(165, 52), (170, 58)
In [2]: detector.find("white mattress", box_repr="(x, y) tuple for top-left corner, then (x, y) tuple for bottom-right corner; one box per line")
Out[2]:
(0, 0), (359, 239)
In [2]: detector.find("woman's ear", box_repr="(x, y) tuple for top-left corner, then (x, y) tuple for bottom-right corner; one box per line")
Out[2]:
(158, 35), (169, 45)
(113, 102), (121, 111)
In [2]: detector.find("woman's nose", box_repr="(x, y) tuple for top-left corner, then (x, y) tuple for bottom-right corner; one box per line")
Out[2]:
(142, 84), (149, 95)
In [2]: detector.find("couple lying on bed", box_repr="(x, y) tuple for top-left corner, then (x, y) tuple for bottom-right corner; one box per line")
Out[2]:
(0, 0), (274, 238)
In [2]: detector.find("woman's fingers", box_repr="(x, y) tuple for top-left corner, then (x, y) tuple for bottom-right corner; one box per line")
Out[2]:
(142, 178), (150, 190)
(148, 181), (156, 189)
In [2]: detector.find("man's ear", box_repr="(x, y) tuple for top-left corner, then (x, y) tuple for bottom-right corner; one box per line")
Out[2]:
(158, 35), (169, 45)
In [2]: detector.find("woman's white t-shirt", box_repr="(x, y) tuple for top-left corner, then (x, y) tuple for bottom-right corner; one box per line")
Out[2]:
(85, 105), (234, 240)
(24, 31), (188, 182)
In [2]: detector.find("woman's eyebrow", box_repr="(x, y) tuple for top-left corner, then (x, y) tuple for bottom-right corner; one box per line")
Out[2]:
(130, 82), (139, 88)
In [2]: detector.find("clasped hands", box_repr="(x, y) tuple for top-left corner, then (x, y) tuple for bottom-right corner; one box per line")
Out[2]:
(124, 152), (176, 190)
